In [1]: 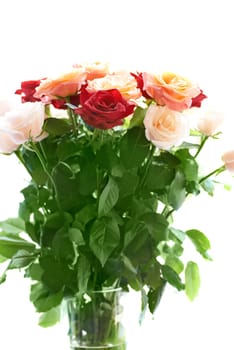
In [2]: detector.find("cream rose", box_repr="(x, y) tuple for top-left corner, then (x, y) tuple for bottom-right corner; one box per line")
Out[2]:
(72, 61), (109, 80)
(221, 150), (234, 174)
(0, 101), (46, 154)
(34, 68), (87, 101)
(86, 71), (141, 101)
(143, 72), (201, 111)
(197, 110), (224, 136)
(143, 104), (190, 150)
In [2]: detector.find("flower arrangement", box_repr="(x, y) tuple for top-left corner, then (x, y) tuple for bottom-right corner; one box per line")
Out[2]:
(0, 62), (233, 329)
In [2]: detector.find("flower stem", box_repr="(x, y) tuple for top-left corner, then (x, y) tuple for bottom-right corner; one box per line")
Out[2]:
(66, 99), (79, 134)
(199, 165), (225, 184)
(194, 135), (208, 158)
(139, 145), (155, 188)
(30, 142), (62, 213)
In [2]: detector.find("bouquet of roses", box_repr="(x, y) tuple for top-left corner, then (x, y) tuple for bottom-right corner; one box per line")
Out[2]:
(0, 62), (233, 328)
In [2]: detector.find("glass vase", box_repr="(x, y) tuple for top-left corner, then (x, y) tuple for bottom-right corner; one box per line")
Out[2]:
(66, 288), (127, 350)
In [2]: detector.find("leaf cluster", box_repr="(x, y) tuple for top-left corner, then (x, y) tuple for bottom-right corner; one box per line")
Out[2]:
(0, 108), (214, 326)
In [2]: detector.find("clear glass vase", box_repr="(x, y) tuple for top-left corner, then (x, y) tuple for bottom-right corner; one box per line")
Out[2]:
(66, 288), (127, 350)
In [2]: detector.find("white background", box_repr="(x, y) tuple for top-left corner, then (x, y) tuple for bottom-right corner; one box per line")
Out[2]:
(0, 0), (234, 349)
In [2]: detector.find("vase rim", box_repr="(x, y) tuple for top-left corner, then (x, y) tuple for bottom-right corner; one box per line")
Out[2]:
(65, 286), (123, 300)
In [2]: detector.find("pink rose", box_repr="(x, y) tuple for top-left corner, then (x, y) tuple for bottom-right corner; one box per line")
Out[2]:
(143, 104), (190, 150)
(34, 68), (87, 101)
(197, 110), (224, 136)
(143, 72), (201, 111)
(0, 102), (46, 154)
(86, 71), (141, 101)
(222, 150), (234, 174)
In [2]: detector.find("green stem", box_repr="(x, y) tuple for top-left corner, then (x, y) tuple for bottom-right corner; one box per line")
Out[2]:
(199, 165), (225, 184)
(194, 135), (208, 158)
(139, 145), (155, 188)
(66, 100), (79, 134)
(30, 142), (62, 213)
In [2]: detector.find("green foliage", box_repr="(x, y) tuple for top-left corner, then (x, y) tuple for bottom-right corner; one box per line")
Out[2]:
(185, 261), (201, 301)
(0, 104), (226, 326)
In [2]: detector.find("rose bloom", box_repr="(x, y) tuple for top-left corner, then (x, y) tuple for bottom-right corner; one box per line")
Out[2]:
(197, 110), (224, 136)
(15, 79), (42, 102)
(75, 88), (135, 129)
(143, 104), (190, 150)
(86, 71), (141, 101)
(221, 150), (234, 174)
(72, 61), (109, 80)
(0, 101), (46, 154)
(143, 72), (201, 111)
(34, 68), (87, 101)
(191, 90), (207, 107)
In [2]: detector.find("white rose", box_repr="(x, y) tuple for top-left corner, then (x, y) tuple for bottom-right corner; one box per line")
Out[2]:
(143, 104), (190, 150)
(197, 110), (224, 136)
(0, 101), (46, 154)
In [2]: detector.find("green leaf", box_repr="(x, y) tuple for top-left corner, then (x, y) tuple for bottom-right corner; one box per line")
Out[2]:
(129, 106), (147, 128)
(56, 138), (81, 161)
(0, 218), (25, 234)
(38, 306), (61, 327)
(124, 220), (147, 249)
(89, 217), (120, 266)
(121, 255), (137, 274)
(186, 229), (212, 260)
(143, 261), (162, 289)
(40, 255), (75, 292)
(74, 204), (97, 229)
(0, 254), (7, 263)
(168, 170), (186, 209)
(162, 265), (185, 291)
(176, 149), (198, 182)
(119, 127), (150, 169)
(165, 256), (184, 274)
(116, 172), (139, 198)
(140, 212), (169, 244)
(43, 118), (71, 135)
(27, 263), (43, 281)
(148, 281), (166, 314)
(9, 250), (37, 269)
(145, 163), (175, 190)
(0, 234), (35, 259)
(52, 233), (75, 262)
(185, 261), (200, 301)
(98, 177), (119, 217)
(169, 227), (186, 243)
(68, 228), (85, 245)
(30, 283), (63, 312)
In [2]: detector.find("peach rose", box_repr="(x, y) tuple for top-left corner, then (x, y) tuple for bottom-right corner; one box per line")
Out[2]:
(221, 150), (234, 174)
(197, 110), (224, 136)
(143, 72), (201, 111)
(72, 61), (109, 80)
(86, 71), (141, 101)
(34, 68), (87, 101)
(143, 104), (190, 150)
(0, 101), (46, 154)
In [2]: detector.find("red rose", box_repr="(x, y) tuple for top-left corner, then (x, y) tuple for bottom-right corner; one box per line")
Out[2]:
(75, 88), (135, 129)
(191, 90), (207, 108)
(15, 79), (43, 103)
(131, 72), (151, 99)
